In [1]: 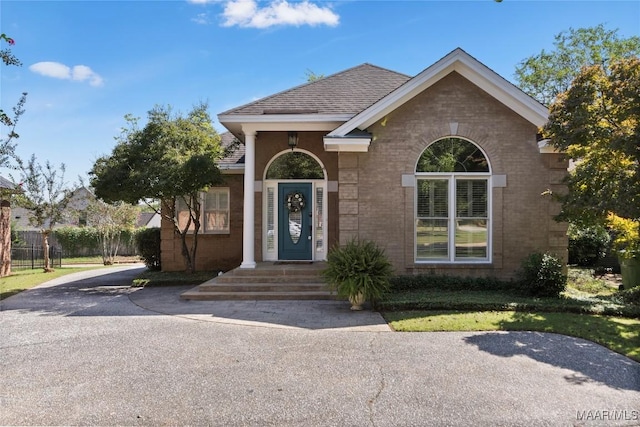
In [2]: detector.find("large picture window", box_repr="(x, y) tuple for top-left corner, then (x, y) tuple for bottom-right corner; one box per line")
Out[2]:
(416, 138), (490, 262)
(177, 188), (230, 234)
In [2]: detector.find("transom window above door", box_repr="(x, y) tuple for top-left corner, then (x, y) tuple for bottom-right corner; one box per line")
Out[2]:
(266, 152), (324, 180)
(415, 137), (491, 263)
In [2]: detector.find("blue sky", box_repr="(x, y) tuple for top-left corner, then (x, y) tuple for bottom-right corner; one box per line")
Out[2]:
(1, 0), (639, 184)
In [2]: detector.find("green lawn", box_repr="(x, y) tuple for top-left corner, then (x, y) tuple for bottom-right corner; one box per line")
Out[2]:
(383, 310), (640, 362)
(0, 266), (106, 300)
(381, 268), (640, 362)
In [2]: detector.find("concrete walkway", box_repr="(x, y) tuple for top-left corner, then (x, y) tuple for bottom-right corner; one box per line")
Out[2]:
(1, 265), (639, 426)
(131, 284), (391, 331)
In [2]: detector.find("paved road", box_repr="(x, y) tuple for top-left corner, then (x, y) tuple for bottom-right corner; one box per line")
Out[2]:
(1, 265), (639, 426)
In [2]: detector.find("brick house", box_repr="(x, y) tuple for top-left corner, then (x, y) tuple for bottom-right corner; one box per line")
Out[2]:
(161, 48), (568, 279)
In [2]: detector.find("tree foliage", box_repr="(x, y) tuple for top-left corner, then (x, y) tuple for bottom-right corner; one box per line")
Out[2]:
(265, 151), (324, 179)
(86, 199), (140, 265)
(515, 24), (640, 105)
(14, 155), (71, 272)
(304, 69), (324, 82)
(90, 102), (224, 273)
(0, 33), (27, 167)
(544, 57), (640, 227)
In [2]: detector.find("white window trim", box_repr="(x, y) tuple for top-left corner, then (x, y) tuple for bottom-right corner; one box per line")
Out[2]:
(176, 188), (231, 235)
(415, 173), (492, 264)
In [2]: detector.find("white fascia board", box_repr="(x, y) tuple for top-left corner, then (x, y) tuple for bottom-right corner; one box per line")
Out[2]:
(323, 136), (371, 152)
(218, 114), (351, 125)
(328, 66), (454, 137)
(538, 139), (564, 154)
(220, 164), (245, 174)
(454, 62), (548, 128)
(328, 49), (548, 137)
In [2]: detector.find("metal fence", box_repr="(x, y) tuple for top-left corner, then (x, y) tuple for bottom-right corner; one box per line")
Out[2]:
(11, 245), (63, 270)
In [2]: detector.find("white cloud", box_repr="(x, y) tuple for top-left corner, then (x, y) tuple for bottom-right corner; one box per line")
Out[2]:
(192, 12), (211, 25)
(29, 61), (104, 87)
(221, 0), (339, 28)
(29, 61), (70, 79)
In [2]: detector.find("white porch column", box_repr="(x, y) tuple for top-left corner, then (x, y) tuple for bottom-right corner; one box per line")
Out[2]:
(240, 129), (257, 268)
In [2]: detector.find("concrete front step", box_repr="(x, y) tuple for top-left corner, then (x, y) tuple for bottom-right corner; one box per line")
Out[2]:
(198, 282), (327, 293)
(215, 275), (324, 284)
(180, 262), (332, 301)
(224, 263), (326, 277)
(180, 289), (336, 301)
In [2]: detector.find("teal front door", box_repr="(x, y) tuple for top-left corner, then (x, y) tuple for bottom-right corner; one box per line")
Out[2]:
(278, 183), (313, 260)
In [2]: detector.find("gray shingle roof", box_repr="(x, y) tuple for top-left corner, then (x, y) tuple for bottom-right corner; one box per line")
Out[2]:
(219, 64), (411, 116)
(218, 131), (244, 166)
(0, 175), (18, 191)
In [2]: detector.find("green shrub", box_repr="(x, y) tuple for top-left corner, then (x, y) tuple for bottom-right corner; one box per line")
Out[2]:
(54, 226), (101, 256)
(390, 274), (519, 293)
(567, 223), (611, 266)
(135, 227), (161, 271)
(620, 285), (640, 305)
(322, 239), (393, 303)
(521, 252), (567, 297)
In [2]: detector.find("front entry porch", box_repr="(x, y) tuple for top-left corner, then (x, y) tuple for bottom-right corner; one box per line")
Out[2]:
(181, 262), (334, 301)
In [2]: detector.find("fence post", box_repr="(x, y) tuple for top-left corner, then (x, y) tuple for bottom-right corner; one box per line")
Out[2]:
(31, 243), (35, 270)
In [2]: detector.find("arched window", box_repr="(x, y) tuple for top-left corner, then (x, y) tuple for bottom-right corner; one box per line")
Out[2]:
(266, 152), (324, 180)
(415, 138), (491, 262)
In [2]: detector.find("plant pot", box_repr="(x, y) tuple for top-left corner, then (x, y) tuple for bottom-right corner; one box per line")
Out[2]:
(348, 292), (365, 311)
(619, 256), (640, 289)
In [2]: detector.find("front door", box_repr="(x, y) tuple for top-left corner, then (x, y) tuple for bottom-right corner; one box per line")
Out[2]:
(278, 183), (312, 260)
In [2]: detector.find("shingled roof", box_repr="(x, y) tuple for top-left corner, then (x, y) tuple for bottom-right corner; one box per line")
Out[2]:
(219, 63), (411, 117)
(218, 131), (245, 167)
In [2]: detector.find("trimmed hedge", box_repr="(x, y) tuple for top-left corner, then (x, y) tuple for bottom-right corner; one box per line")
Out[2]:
(389, 274), (520, 293)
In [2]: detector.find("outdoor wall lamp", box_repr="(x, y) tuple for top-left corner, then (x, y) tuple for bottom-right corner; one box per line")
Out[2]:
(288, 131), (299, 150)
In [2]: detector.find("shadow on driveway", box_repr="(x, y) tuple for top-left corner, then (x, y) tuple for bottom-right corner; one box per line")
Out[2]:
(464, 332), (640, 392)
(0, 265), (147, 317)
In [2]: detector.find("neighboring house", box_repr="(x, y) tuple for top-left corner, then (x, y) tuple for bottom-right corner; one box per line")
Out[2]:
(12, 186), (95, 231)
(137, 212), (161, 228)
(161, 48), (568, 279)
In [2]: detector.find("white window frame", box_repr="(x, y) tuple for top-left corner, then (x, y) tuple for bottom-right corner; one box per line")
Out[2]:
(176, 187), (230, 234)
(414, 137), (492, 264)
(415, 174), (491, 263)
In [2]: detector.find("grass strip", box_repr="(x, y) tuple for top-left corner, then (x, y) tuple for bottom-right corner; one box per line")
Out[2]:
(132, 270), (218, 287)
(0, 267), (104, 300)
(383, 310), (640, 362)
(377, 289), (640, 318)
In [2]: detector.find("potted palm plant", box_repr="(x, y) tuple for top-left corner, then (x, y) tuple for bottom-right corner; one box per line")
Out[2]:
(322, 239), (393, 310)
(607, 213), (640, 289)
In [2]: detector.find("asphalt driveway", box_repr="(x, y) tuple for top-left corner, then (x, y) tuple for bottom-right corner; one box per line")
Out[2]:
(1, 265), (639, 426)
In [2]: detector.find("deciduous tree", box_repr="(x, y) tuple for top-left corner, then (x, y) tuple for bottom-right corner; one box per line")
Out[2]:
(14, 155), (71, 272)
(544, 57), (640, 227)
(90, 103), (224, 273)
(85, 199), (140, 265)
(515, 24), (640, 105)
(0, 33), (27, 165)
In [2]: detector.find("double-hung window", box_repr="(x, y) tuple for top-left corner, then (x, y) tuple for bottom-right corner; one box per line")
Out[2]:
(176, 188), (230, 234)
(415, 138), (491, 262)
